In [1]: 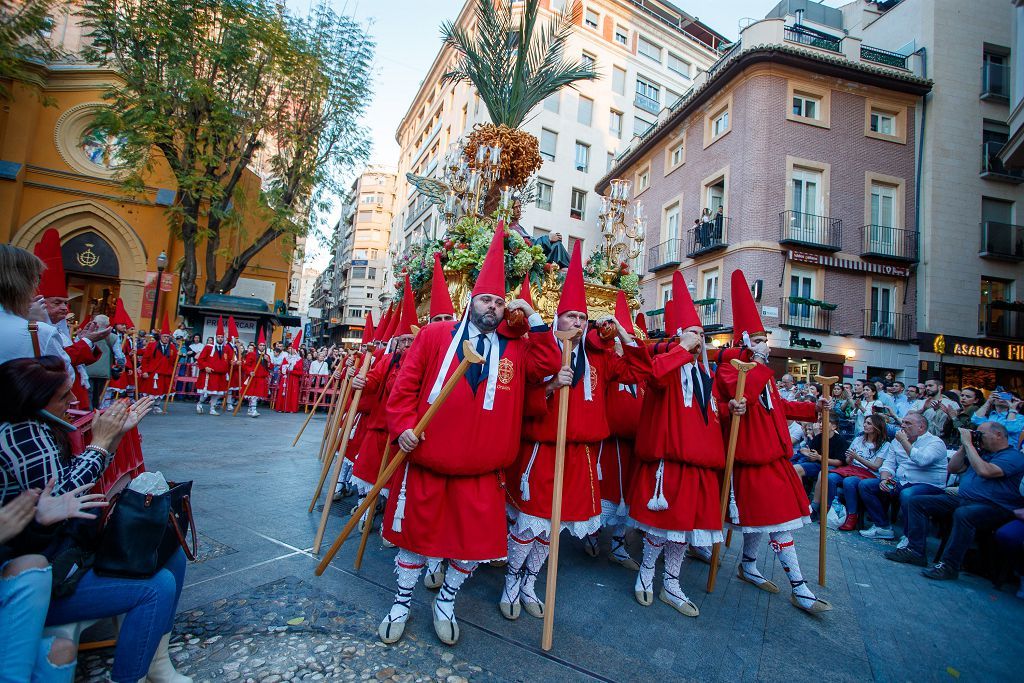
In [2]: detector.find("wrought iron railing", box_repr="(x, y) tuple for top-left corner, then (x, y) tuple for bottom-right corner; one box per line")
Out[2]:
(981, 140), (1023, 181)
(779, 210), (842, 250)
(780, 297), (832, 332)
(980, 304), (1024, 340)
(860, 45), (909, 70)
(784, 25), (842, 53)
(647, 238), (684, 272)
(686, 218), (729, 257)
(860, 225), (918, 261)
(979, 221), (1024, 261)
(862, 310), (916, 342)
(696, 299), (723, 329)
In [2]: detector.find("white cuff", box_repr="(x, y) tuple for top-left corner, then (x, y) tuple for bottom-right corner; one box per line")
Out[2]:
(527, 313), (544, 328)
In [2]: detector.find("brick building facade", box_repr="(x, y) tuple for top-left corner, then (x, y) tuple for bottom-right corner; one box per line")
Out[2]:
(599, 18), (931, 383)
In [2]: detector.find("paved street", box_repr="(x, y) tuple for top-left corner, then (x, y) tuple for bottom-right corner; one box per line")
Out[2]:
(77, 408), (1024, 683)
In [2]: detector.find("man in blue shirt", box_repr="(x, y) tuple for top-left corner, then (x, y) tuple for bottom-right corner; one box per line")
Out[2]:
(970, 391), (1023, 449)
(887, 380), (911, 418)
(884, 421), (1024, 580)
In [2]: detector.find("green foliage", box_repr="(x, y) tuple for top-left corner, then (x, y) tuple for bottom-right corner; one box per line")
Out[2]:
(582, 247), (639, 297)
(440, 0), (597, 129)
(0, 0), (63, 99)
(80, 0), (372, 301)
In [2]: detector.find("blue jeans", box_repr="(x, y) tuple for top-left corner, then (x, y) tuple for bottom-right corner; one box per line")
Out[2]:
(827, 473), (873, 515)
(994, 519), (1024, 573)
(0, 559), (74, 683)
(858, 479), (943, 530)
(45, 549), (186, 683)
(906, 493), (1014, 570)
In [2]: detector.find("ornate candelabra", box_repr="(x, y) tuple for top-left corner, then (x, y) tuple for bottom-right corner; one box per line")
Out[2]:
(441, 142), (509, 224)
(597, 179), (646, 285)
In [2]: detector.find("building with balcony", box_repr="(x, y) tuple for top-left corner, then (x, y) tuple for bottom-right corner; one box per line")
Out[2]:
(318, 167), (396, 345)
(848, 0), (1024, 394)
(600, 0), (931, 382)
(386, 0), (728, 290)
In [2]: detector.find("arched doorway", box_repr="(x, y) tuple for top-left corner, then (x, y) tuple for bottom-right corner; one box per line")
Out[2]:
(62, 231), (121, 323)
(12, 200), (148, 322)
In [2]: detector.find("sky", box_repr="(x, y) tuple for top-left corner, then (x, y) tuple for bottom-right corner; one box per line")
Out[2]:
(303, 0), (844, 265)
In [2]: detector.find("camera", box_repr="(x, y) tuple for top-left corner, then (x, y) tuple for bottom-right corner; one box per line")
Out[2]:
(969, 430), (984, 450)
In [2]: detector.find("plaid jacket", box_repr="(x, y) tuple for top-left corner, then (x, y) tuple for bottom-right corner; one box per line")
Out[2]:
(0, 418), (110, 506)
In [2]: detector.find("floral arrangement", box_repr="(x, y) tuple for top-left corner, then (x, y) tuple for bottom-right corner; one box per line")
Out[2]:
(391, 214), (546, 301)
(581, 247), (640, 299)
(463, 124), (543, 189)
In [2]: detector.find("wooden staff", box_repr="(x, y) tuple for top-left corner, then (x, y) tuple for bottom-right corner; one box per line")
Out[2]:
(540, 328), (582, 652)
(315, 339), (484, 574)
(312, 354), (374, 553)
(354, 440), (391, 571)
(293, 370), (342, 447)
(307, 393), (349, 512)
(161, 342), (182, 413)
(813, 374), (838, 587)
(233, 354), (262, 417)
(317, 372), (350, 464)
(707, 359), (756, 593)
(131, 336), (139, 400)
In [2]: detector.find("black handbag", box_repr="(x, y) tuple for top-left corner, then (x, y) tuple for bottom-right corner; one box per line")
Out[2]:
(94, 480), (198, 578)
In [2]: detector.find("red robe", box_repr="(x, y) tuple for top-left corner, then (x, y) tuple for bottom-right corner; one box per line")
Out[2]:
(275, 356), (304, 413)
(241, 350), (271, 399)
(629, 345), (725, 543)
(352, 353), (402, 487)
(197, 344), (235, 395)
(139, 341), (176, 396)
(108, 335), (135, 393)
(506, 339), (652, 536)
(64, 339), (101, 408)
(713, 348), (819, 531)
(345, 355), (380, 465)
(382, 320), (561, 561)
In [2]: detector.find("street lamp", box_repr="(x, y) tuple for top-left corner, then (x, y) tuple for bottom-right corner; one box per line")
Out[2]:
(150, 250), (168, 332)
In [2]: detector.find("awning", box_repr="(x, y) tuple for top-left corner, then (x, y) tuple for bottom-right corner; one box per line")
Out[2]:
(179, 294), (301, 328)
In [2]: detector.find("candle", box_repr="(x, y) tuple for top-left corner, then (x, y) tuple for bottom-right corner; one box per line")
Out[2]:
(500, 186), (513, 210)
(490, 145), (502, 165)
(476, 145), (488, 165)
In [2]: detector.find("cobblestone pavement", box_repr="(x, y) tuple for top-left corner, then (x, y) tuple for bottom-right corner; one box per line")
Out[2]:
(76, 409), (1024, 682)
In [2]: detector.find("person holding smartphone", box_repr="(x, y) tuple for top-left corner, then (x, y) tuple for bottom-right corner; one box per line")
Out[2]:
(972, 389), (1023, 448)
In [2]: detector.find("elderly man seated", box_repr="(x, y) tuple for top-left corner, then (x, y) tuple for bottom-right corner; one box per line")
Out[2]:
(885, 420), (1024, 580)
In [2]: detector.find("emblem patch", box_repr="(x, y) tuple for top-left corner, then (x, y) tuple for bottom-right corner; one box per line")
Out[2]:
(498, 357), (514, 385)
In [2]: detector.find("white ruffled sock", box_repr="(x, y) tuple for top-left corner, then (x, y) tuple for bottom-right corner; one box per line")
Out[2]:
(769, 531), (817, 608)
(386, 549), (424, 624)
(433, 559), (477, 625)
(521, 535), (550, 606)
(636, 533), (665, 595)
(740, 531), (770, 586)
(662, 541), (691, 606)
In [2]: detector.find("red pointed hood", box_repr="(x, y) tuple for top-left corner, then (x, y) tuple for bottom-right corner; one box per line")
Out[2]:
(215, 315), (225, 337)
(634, 312), (649, 338)
(33, 229), (67, 298)
(429, 252), (455, 318)
(289, 330), (302, 349)
(112, 298), (134, 328)
(730, 269), (766, 345)
(557, 241), (587, 317)
(663, 295), (676, 338)
(395, 273), (418, 337)
(257, 327), (266, 346)
(518, 274), (533, 309)
(360, 312), (375, 344)
(159, 312), (171, 336)
(227, 315), (239, 341)
(613, 290), (634, 335)
(472, 219), (506, 299)
(672, 271), (703, 332)
(374, 305), (392, 343)
(382, 302), (400, 342)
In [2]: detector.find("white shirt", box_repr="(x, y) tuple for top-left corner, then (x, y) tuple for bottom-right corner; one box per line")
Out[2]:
(0, 307), (72, 377)
(308, 359), (330, 375)
(880, 431), (948, 488)
(271, 351), (286, 367)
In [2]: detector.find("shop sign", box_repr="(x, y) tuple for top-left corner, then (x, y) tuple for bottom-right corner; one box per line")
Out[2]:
(788, 250), (911, 278)
(920, 333), (1024, 363)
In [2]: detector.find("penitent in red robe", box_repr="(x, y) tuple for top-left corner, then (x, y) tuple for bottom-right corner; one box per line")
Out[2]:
(139, 341), (176, 396)
(713, 347), (819, 532)
(628, 344), (725, 545)
(197, 344), (235, 395)
(274, 357), (304, 413)
(383, 320), (561, 561)
(506, 339), (652, 538)
(351, 352), (403, 489)
(241, 350), (271, 399)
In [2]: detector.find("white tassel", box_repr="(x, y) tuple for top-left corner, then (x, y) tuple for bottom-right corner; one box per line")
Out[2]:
(596, 441), (604, 481)
(647, 459), (669, 511)
(520, 442), (541, 501)
(728, 483), (739, 525)
(391, 463), (410, 532)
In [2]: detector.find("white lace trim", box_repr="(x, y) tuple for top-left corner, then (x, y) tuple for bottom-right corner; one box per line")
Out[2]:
(507, 506), (602, 539)
(600, 499), (630, 527)
(730, 516), (809, 534)
(352, 475), (388, 498)
(627, 519), (723, 546)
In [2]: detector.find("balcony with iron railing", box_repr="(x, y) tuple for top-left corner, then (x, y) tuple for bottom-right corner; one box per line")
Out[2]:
(860, 45), (909, 70)
(686, 218), (729, 258)
(862, 310), (916, 342)
(979, 221), (1024, 261)
(981, 140), (1023, 183)
(647, 238), (684, 273)
(695, 299), (723, 330)
(980, 304), (1024, 340)
(779, 210), (842, 251)
(780, 297), (832, 333)
(634, 91), (661, 115)
(783, 24), (842, 53)
(860, 225), (918, 262)
(982, 61), (1010, 101)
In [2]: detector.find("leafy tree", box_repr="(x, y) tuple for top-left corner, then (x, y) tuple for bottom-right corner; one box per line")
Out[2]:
(82, 0), (372, 302)
(440, 0), (598, 129)
(0, 0), (62, 99)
